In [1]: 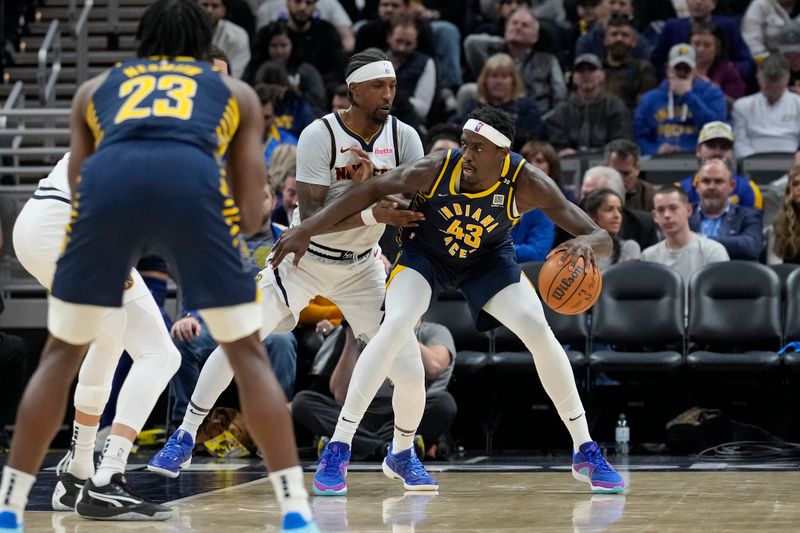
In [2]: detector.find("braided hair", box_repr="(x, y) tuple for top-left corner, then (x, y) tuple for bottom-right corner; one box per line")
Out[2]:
(136, 0), (212, 59)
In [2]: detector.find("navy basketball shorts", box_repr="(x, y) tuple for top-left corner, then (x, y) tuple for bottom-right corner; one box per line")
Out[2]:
(51, 141), (256, 310)
(394, 243), (521, 330)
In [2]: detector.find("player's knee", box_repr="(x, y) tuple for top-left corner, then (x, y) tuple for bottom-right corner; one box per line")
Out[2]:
(389, 357), (425, 389)
(163, 344), (182, 379)
(74, 383), (112, 415)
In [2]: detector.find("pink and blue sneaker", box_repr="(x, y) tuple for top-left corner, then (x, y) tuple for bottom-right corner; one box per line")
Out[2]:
(313, 441), (350, 496)
(572, 441), (625, 493)
(382, 445), (439, 491)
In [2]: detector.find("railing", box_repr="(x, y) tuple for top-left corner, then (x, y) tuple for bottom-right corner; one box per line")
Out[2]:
(37, 19), (61, 108)
(1, 82), (27, 185)
(71, 0), (94, 85)
(0, 106), (70, 184)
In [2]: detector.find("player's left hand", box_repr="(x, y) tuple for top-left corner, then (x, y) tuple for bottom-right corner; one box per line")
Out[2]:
(270, 225), (311, 268)
(373, 200), (425, 227)
(343, 146), (374, 183)
(548, 235), (597, 272)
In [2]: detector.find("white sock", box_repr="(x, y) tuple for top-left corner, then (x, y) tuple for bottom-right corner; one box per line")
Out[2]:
(93, 435), (133, 486)
(0, 466), (36, 519)
(269, 466), (312, 521)
(561, 411), (592, 453)
(179, 401), (210, 441)
(331, 414), (359, 447)
(391, 426), (415, 453)
(67, 421), (98, 479)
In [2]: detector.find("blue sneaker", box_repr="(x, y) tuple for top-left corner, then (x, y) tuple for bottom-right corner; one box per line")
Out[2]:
(281, 512), (321, 532)
(572, 441), (625, 493)
(146, 429), (194, 478)
(313, 441), (350, 496)
(0, 511), (22, 532)
(382, 445), (439, 491)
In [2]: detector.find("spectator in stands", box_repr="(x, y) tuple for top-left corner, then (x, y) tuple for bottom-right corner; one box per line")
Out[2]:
(292, 319), (456, 460)
(279, 0), (346, 88)
(651, 0), (755, 81)
(546, 54), (632, 156)
(407, 0), (465, 92)
(766, 166), (800, 263)
(605, 138), (656, 211)
(456, 53), (545, 149)
(678, 121), (764, 209)
(255, 84), (298, 170)
(581, 188), (642, 270)
(475, 0), (534, 36)
(690, 20), (746, 108)
(254, 62), (316, 138)
(463, 8), (567, 113)
(576, 0), (609, 36)
(331, 84), (349, 112)
(634, 43), (727, 156)
(580, 165), (660, 248)
(385, 17), (436, 130)
(200, 0), (251, 78)
(733, 55), (800, 160)
(689, 159), (765, 260)
(507, 142), (557, 261)
(169, 184), (297, 427)
(642, 185), (729, 281)
(268, 144), (299, 226)
(774, 21), (800, 93)
(602, 15), (658, 112)
(741, 0), (800, 61)
(575, 0), (652, 61)
(424, 123), (461, 153)
(256, 0), (355, 52)
(244, 21), (327, 114)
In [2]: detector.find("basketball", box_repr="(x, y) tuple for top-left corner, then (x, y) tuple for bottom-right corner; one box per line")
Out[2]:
(538, 252), (602, 315)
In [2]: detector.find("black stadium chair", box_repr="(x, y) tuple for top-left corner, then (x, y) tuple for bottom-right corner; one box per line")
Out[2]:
(739, 152), (796, 185)
(783, 269), (800, 373)
(589, 262), (685, 374)
(687, 261), (782, 373)
(639, 153), (699, 186)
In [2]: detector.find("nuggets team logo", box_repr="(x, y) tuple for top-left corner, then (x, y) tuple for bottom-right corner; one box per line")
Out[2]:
(123, 275), (134, 291)
(255, 272), (263, 282)
(492, 194), (505, 207)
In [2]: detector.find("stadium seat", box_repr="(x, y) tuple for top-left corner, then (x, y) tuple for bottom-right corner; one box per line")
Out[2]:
(687, 261), (782, 373)
(423, 294), (491, 373)
(783, 269), (800, 373)
(639, 153), (699, 186)
(739, 152), (796, 185)
(589, 262), (685, 373)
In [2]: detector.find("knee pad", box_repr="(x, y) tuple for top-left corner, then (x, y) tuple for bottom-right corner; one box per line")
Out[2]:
(74, 383), (113, 415)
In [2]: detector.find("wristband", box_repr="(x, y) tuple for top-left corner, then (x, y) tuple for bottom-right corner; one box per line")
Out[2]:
(361, 206), (378, 225)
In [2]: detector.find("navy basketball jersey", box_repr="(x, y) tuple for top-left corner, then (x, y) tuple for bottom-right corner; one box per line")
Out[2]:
(401, 149), (526, 263)
(88, 57), (237, 159)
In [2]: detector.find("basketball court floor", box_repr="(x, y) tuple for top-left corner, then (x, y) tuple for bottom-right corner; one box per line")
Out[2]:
(11, 452), (800, 531)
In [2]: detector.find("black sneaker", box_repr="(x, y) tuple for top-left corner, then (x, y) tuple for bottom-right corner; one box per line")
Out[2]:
(52, 472), (85, 511)
(75, 473), (172, 521)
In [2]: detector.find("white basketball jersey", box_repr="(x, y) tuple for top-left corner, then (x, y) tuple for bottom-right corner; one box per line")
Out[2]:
(301, 112), (406, 253)
(36, 152), (71, 200)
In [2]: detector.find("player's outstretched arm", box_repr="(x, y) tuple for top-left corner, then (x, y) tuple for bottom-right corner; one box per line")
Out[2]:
(270, 153), (441, 268)
(225, 79), (268, 235)
(515, 163), (612, 271)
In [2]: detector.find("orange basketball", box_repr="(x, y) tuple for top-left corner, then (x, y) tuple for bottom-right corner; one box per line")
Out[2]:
(537, 252), (602, 315)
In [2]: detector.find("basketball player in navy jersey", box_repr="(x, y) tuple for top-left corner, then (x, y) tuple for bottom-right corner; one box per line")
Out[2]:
(0, 1), (317, 532)
(273, 105), (626, 495)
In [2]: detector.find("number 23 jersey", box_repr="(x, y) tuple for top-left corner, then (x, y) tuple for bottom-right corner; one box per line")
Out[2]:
(88, 57), (236, 160)
(401, 148), (526, 265)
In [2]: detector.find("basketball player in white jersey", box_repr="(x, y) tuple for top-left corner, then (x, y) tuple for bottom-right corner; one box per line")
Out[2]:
(148, 49), (436, 493)
(11, 152), (180, 520)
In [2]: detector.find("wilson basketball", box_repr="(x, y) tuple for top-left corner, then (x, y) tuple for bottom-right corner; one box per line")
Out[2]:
(537, 253), (602, 315)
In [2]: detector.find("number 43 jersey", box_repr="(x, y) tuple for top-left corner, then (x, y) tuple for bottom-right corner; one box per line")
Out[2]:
(401, 148), (526, 265)
(89, 57), (236, 160)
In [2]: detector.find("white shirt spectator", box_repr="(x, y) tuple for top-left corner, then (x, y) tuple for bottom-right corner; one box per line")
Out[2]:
(732, 90), (800, 159)
(741, 0), (800, 58)
(642, 233), (729, 282)
(213, 19), (251, 78)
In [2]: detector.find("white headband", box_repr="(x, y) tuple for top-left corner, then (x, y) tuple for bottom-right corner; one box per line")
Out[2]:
(463, 119), (511, 148)
(346, 60), (396, 85)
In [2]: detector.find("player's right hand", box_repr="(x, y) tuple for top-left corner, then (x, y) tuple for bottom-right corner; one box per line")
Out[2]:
(171, 316), (202, 342)
(373, 200), (425, 228)
(270, 225), (311, 268)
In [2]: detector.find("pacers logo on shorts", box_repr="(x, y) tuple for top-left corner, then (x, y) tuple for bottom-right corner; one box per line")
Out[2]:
(123, 275), (135, 291)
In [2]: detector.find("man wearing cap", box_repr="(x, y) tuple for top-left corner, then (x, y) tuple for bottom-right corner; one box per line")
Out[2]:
(732, 54), (800, 159)
(634, 43), (726, 156)
(547, 53), (632, 156)
(651, 0), (755, 81)
(148, 50), (430, 482)
(774, 21), (800, 94)
(677, 121), (764, 209)
(273, 104), (627, 496)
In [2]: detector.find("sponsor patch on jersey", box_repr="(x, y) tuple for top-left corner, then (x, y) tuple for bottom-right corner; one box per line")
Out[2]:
(255, 272), (263, 282)
(492, 194), (505, 207)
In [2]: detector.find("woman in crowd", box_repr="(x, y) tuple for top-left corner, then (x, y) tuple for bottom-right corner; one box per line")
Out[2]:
(580, 188), (641, 271)
(690, 20), (747, 109)
(768, 166), (800, 264)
